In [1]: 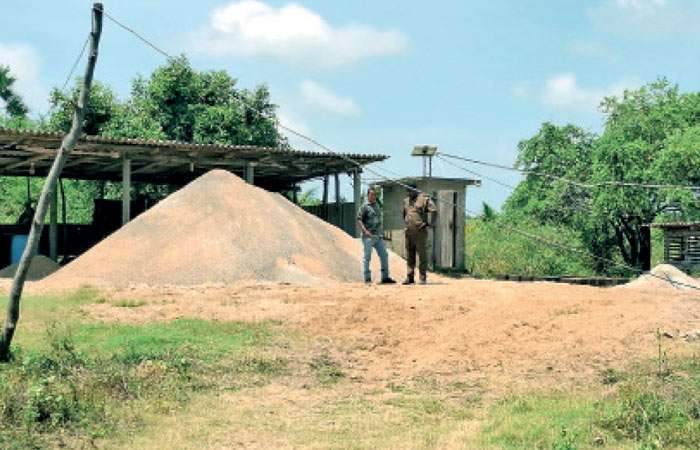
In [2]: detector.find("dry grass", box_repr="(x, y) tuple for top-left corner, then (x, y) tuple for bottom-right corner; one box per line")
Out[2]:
(107, 381), (485, 450)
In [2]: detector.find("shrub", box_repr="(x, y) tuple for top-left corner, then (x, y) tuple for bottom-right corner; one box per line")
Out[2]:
(465, 216), (595, 277)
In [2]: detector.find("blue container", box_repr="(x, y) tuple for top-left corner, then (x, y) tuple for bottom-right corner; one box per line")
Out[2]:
(10, 235), (28, 264)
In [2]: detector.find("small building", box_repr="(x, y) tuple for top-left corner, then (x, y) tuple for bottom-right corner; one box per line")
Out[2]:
(376, 176), (480, 271)
(652, 222), (700, 268)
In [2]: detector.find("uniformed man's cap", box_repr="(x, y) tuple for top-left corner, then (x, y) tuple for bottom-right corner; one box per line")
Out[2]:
(406, 183), (418, 191)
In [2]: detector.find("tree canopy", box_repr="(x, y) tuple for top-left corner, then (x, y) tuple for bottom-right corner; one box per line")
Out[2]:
(0, 66), (28, 120)
(500, 79), (700, 273)
(47, 56), (283, 147)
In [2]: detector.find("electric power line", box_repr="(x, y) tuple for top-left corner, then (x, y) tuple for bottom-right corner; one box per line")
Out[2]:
(439, 151), (700, 192)
(436, 153), (517, 190)
(61, 34), (90, 91)
(102, 11), (700, 292)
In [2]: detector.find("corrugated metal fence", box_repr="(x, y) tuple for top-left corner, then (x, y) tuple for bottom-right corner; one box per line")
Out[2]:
(302, 203), (356, 236)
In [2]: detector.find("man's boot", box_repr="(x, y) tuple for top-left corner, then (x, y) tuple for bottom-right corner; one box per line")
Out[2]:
(402, 276), (415, 285)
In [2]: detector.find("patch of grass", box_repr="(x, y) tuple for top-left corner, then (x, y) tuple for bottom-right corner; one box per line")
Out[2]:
(480, 354), (700, 449)
(0, 317), (285, 449)
(309, 353), (345, 386)
(112, 299), (146, 308)
(70, 319), (275, 361)
(597, 371), (700, 448)
(480, 394), (599, 450)
(11, 285), (107, 350)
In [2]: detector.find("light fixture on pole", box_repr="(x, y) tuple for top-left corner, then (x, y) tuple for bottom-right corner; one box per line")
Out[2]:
(411, 145), (438, 177)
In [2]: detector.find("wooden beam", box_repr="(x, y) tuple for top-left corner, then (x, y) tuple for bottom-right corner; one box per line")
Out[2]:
(2, 155), (49, 171)
(245, 162), (256, 184)
(353, 170), (362, 237)
(335, 173), (342, 232)
(122, 158), (131, 226)
(132, 161), (169, 175)
(49, 188), (58, 262)
(322, 174), (329, 220)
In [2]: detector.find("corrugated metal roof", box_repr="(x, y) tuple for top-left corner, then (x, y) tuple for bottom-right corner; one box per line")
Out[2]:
(0, 128), (388, 188)
(652, 222), (700, 229)
(0, 127), (388, 161)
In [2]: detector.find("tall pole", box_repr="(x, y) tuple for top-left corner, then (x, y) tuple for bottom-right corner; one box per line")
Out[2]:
(122, 158), (131, 225)
(353, 170), (362, 237)
(334, 173), (341, 228)
(0, 3), (103, 361)
(49, 189), (57, 261)
(322, 174), (329, 220)
(245, 161), (256, 184)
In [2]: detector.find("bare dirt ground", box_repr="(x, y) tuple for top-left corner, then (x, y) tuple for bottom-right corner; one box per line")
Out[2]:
(62, 277), (700, 394)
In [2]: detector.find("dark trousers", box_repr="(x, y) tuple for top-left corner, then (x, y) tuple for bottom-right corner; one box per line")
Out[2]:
(405, 229), (428, 279)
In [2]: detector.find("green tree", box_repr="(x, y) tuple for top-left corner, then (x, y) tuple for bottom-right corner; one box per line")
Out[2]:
(590, 79), (700, 269)
(46, 56), (283, 147)
(504, 122), (596, 227)
(504, 79), (700, 272)
(0, 66), (28, 119)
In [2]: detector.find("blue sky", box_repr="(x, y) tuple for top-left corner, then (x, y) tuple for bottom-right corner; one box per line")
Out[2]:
(2, 0), (700, 209)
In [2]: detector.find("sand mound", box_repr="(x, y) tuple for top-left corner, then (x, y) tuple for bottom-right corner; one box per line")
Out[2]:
(622, 264), (700, 291)
(0, 255), (60, 281)
(43, 170), (405, 288)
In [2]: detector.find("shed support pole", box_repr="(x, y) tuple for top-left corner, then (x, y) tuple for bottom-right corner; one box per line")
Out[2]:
(353, 170), (362, 237)
(334, 173), (341, 229)
(245, 162), (256, 184)
(292, 184), (298, 204)
(122, 158), (131, 226)
(49, 188), (57, 261)
(322, 174), (329, 220)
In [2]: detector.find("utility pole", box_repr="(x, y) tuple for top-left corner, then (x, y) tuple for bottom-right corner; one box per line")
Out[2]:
(0, 3), (103, 361)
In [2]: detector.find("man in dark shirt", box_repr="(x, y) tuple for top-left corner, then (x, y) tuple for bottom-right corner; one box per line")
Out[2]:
(357, 187), (396, 284)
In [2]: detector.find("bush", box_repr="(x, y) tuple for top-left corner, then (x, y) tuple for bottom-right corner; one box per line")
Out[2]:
(465, 216), (595, 277)
(0, 331), (196, 448)
(597, 361), (700, 448)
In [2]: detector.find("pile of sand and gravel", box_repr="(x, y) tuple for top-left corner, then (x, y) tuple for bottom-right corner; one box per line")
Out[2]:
(622, 264), (700, 291)
(43, 170), (404, 288)
(0, 255), (60, 281)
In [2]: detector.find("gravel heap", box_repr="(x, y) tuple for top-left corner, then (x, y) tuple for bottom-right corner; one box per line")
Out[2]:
(0, 255), (60, 281)
(44, 170), (402, 287)
(622, 264), (700, 291)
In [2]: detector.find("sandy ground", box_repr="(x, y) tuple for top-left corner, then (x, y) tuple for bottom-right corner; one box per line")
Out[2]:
(19, 276), (691, 393)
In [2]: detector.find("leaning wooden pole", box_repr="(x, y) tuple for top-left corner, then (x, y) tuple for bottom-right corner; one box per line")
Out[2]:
(0, 3), (103, 361)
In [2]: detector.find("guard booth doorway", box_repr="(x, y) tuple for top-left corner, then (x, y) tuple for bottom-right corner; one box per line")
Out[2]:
(433, 190), (459, 269)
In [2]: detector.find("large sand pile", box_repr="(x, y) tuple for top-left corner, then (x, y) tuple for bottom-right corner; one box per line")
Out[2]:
(44, 170), (405, 288)
(622, 264), (700, 291)
(0, 255), (60, 281)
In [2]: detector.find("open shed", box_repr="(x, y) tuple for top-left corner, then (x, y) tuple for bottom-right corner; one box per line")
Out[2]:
(0, 128), (386, 266)
(652, 222), (700, 268)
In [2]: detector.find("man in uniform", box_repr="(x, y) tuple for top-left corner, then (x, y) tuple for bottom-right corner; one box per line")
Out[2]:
(402, 184), (437, 285)
(357, 187), (396, 284)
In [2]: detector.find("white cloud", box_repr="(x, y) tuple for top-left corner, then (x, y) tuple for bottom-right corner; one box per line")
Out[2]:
(0, 43), (47, 115)
(541, 73), (640, 112)
(190, 0), (408, 69)
(299, 80), (360, 117)
(589, 0), (700, 37)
